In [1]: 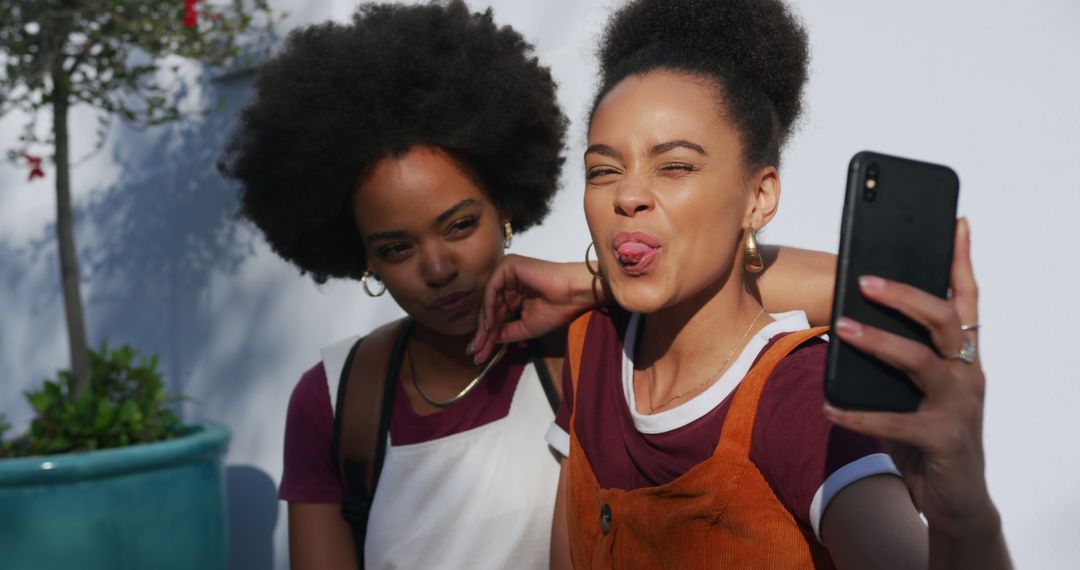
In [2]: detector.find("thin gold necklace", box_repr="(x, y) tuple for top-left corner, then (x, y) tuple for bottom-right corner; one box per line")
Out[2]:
(646, 307), (765, 414)
(408, 340), (508, 408)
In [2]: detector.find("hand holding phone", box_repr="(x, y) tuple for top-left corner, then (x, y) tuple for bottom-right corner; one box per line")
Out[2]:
(822, 219), (1011, 566)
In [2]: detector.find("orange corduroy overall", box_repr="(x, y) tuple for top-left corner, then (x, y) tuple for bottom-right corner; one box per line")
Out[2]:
(565, 313), (833, 569)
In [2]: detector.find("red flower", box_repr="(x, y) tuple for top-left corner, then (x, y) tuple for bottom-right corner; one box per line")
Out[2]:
(183, 0), (200, 29)
(21, 151), (45, 181)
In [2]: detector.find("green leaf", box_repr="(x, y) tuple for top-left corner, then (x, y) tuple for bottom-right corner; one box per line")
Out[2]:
(26, 391), (50, 414)
(75, 390), (95, 417)
(118, 400), (140, 424)
(94, 399), (117, 432)
(44, 380), (62, 403)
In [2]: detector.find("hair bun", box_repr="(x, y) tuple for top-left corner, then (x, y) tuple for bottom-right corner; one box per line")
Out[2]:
(595, 0), (809, 165)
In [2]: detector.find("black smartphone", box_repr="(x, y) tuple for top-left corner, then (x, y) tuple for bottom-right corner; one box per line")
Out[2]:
(824, 151), (959, 412)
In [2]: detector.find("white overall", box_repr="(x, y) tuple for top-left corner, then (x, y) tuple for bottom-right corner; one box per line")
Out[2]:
(322, 339), (560, 569)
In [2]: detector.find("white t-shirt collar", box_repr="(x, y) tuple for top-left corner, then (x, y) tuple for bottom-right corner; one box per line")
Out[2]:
(623, 310), (813, 435)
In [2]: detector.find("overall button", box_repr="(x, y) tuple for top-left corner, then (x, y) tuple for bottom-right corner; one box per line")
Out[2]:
(600, 503), (612, 535)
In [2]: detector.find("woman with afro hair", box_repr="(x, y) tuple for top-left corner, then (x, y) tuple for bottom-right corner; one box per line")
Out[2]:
(220, 1), (835, 568)
(470, 0), (1011, 567)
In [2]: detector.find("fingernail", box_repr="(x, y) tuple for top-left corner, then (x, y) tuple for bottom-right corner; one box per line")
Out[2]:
(822, 403), (841, 420)
(835, 317), (863, 337)
(859, 275), (884, 293)
(465, 342), (475, 356)
(958, 216), (970, 239)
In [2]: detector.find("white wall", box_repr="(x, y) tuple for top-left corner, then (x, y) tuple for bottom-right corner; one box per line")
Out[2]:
(1, 0), (1077, 567)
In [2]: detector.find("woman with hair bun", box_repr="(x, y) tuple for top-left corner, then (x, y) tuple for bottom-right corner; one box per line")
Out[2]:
(473, 0), (1011, 567)
(221, 1), (833, 568)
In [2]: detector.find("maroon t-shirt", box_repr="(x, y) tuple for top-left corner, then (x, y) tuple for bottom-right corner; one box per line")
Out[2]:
(553, 310), (889, 530)
(278, 342), (531, 503)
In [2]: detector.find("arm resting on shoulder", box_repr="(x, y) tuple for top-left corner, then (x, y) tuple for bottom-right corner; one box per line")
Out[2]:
(288, 502), (358, 570)
(755, 245), (836, 327)
(471, 246), (836, 358)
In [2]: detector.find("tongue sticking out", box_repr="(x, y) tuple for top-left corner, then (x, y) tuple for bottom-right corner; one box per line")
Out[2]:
(617, 242), (653, 264)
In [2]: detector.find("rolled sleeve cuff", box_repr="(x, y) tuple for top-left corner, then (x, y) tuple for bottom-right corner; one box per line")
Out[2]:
(546, 422), (570, 458)
(809, 452), (902, 542)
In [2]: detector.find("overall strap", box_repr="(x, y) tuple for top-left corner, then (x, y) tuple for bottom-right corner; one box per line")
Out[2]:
(331, 318), (411, 565)
(718, 326), (829, 455)
(566, 312), (594, 396)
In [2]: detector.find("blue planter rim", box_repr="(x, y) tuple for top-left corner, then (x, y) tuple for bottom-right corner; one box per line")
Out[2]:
(0, 422), (230, 486)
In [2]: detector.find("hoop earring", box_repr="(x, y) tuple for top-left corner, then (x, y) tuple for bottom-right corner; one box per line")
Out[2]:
(585, 242), (604, 279)
(743, 227), (763, 274)
(361, 271), (386, 297)
(503, 221), (513, 249)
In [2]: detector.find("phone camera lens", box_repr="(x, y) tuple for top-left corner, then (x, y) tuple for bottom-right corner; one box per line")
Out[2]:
(865, 163), (879, 197)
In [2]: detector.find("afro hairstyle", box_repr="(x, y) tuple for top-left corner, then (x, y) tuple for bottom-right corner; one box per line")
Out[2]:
(591, 0), (809, 168)
(219, 0), (568, 283)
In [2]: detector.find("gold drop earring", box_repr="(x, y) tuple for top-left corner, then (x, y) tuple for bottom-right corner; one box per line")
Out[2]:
(743, 226), (763, 274)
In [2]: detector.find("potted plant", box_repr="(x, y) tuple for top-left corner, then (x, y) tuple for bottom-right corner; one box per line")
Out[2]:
(0, 2), (275, 568)
(0, 343), (231, 568)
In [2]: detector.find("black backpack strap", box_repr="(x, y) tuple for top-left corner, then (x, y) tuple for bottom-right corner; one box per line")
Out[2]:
(527, 328), (567, 413)
(329, 337), (362, 490)
(529, 339), (560, 413)
(331, 319), (411, 568)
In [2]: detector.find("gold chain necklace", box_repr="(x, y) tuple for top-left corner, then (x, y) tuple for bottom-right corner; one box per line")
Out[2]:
(408, 341), (508, 408)
(646, 307), (765, 414)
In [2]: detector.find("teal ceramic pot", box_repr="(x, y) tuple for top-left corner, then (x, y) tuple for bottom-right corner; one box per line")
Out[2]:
(0, 423), (230, 570)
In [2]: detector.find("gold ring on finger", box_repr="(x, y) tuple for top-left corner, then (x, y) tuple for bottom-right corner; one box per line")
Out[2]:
(944, 339), (977, 364)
